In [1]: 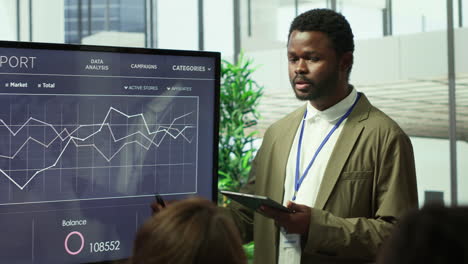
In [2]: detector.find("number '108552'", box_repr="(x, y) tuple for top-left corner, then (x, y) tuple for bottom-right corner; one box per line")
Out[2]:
(89, 241), (120, 253)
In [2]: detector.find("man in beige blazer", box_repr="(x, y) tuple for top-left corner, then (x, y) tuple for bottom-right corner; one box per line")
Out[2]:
(227, 9), (418, 264)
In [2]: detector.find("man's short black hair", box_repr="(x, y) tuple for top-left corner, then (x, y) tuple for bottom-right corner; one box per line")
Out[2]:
(288, 8), (354, 56)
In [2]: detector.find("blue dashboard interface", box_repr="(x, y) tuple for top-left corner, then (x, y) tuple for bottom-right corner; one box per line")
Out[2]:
(0, 42), (219, 264)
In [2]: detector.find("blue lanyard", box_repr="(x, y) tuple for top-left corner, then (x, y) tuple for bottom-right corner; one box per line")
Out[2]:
(293, 93), (361, 201)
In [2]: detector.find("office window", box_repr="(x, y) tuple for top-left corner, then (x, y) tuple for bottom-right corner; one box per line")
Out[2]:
(338, 1), (384, 39)
(204, 0), (234, 59)
(393, 0), (446, 35)
(64, 0), (145, 47)
(157, 0), (198, 50)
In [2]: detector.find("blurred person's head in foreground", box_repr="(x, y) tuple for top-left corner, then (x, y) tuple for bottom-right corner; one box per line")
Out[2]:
(378, 205), (468, 264)
(132, 197), (246, 264)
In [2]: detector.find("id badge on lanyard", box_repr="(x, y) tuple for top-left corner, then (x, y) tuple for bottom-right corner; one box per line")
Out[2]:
(279, 227), (301, 263)
(280, 227), (301, 248)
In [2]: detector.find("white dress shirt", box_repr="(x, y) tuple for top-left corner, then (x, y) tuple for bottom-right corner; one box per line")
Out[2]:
(278, 88), (358, 264)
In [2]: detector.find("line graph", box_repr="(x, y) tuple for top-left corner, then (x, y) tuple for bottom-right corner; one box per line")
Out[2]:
(0, 94), (199, 204)
(0, 107), (195, 190)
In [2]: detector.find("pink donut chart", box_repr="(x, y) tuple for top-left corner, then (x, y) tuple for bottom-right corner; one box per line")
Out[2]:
(64, 231), (85, 256)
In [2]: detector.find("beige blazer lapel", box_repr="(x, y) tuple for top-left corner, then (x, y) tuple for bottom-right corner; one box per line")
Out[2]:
(314, 95), (371, 210)
(269, 105), (306, 202)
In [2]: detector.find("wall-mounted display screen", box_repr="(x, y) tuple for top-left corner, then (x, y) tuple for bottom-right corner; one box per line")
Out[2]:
(0, 41), (220, 264)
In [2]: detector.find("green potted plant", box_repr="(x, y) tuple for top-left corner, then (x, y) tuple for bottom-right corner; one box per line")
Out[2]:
(218, 53), (263, 262)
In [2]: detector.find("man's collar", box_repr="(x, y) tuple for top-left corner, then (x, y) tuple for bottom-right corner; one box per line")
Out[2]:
(306, 86), (358, 122)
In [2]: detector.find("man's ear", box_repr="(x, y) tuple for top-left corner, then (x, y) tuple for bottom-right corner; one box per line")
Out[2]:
(340, 51), (353, 73)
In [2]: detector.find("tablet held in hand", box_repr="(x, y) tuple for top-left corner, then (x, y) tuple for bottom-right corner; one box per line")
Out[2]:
(220, 190), (293, 213)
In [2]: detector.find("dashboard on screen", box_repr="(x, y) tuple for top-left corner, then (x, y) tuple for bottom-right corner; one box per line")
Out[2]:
(0, 41), (220, 264)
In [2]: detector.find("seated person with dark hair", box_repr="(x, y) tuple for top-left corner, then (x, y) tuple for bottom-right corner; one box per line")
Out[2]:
(132, 197), (246, 264)
(378, 206), (468, 264)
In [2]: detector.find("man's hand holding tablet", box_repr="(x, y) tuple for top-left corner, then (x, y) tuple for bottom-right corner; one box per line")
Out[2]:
(221, 191), (311, 235)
